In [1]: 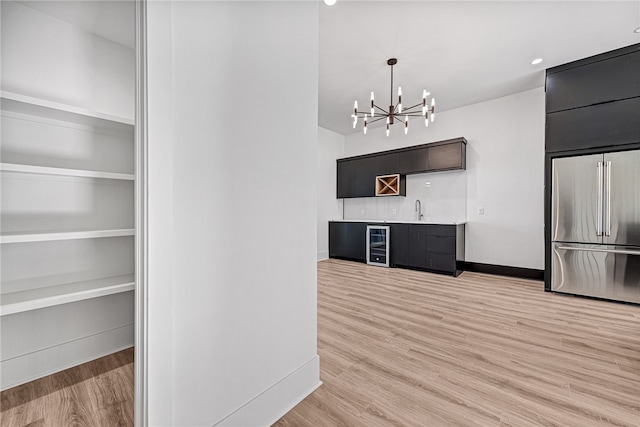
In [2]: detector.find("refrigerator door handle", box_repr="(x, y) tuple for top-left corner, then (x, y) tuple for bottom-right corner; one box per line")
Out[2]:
(596, 161), (603, 236)
(605, 160), (611, 236)
(556, 245), (640, 256)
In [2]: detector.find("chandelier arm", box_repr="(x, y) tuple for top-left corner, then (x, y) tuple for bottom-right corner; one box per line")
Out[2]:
(393, 113), (427, 117)
(402, 102), (423, 111)
(372, 104), (389, 114)
(367, 117), (388, 124)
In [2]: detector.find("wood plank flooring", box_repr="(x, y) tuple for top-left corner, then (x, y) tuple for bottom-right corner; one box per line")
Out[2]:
(275, 259), (640, 427)
(0, 348), (134, 427)
(3, 260), (639, 426)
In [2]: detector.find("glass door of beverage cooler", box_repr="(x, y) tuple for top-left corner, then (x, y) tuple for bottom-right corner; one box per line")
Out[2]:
(367, 225), (390, 267)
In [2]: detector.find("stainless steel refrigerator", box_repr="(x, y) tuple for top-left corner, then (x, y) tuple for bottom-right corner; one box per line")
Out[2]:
(551, 149), (640, 303)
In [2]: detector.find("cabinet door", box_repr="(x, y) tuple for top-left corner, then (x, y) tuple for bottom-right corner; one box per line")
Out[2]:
(329, 222), (366, 262)
(426, 235), (455, 254)
(546, 97), (640, 153)
(428, 143), (464, 171)
(390, 223), (409, 266)
(399, 148), (428, 174)
(546, 51), (640, 113)
(407, 224), (427, 268)
(425, 252), (456, 274)
(353, 158), (375, 198)
(373, 153), (399, 176)
(337, 158), (375, 198)
(336, 160), (352, 198)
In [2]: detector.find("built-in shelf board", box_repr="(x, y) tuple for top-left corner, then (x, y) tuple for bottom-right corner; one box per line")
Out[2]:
(0, 90), (134, 130)
(0, 274), (135, 316)
(1, 229), (135, 244)
(376, 174), (401, 196)
(1, 163), (134, 181)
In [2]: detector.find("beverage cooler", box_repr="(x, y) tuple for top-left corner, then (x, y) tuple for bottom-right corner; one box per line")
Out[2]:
(366, 225), (390, 267)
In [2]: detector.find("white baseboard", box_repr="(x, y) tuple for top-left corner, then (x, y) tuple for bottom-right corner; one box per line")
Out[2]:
(1, 324), (134, 391)
(317, 251), (328, 261)
(214, 355), (321, 427)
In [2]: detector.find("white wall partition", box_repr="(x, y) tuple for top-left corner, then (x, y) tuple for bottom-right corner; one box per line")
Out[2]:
(318, 127), (344, 260)
(344, 88), (545, 270)
(147, 1), (321, 425)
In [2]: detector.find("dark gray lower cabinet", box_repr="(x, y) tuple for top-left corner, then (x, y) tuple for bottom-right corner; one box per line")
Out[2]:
(328, 221), (367, 262)
(399, 224), (463, 276)
(390, 224), (409, 266)
(329, 221), (464, 276)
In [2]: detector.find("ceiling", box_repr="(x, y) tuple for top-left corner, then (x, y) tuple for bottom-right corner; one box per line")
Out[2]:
(320, 1), (640, 135)
(17, 1), (640, 136)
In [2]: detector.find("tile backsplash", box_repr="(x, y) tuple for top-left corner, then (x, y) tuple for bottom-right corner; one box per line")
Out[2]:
(343, 170), (467, 222)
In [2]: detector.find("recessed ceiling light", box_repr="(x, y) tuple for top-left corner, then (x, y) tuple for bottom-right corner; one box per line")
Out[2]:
(531, 58), (543, 65)
(324, 0), (336, 5)
(634, 26), (640, 33)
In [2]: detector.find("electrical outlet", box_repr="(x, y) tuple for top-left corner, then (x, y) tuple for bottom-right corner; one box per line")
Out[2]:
(360, 209), (365, 215)
(477, 207), (485, 215)
(392, 208), (397, 215)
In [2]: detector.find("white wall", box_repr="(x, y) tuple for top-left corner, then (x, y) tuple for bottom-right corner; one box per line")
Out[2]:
(147, 1), (320, 425)
(1, 1), (134, 119)
(344, 88), (545, 270)
(317, 127), (344, 260)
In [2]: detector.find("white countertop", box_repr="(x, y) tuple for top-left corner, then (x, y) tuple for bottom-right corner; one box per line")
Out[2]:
(331, 219), (466, 225)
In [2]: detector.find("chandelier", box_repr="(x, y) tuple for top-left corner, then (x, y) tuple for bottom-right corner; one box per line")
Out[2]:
(352, 58), (435, 136)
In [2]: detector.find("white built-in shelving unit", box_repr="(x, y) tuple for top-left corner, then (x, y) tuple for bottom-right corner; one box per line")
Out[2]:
(1, 88), (135, 389)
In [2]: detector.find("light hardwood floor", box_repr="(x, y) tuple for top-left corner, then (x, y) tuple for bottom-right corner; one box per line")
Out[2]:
(0, 348), (133, 427)
(2, 260), (639, 426)
(275, 259), (640, 427)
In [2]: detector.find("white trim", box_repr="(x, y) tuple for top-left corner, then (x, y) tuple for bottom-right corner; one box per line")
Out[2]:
(317, 250), (329, 261)
(214, 355), (321, 427)
(1, 325), (134, 391)
(134, 0), (149, 425)
(265, 381), (322, 427)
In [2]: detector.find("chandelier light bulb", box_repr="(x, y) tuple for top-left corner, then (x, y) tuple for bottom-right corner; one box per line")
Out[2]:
(370, 92), (375, 117)
(323, 0), (337, 6)
(404, 115), (409, 135)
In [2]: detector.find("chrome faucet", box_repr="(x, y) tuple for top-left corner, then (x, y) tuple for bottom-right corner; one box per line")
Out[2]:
(415, 199), (423, 221)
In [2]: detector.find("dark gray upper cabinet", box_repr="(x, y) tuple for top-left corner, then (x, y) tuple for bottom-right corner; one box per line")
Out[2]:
(546, 96), (640, 153)
(428, 142), (466, 172)
(544, 43), (640, 154)
(546, 49), (640, 114)
(398, 147), (428, 174)
(337, 138), (466, 199)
